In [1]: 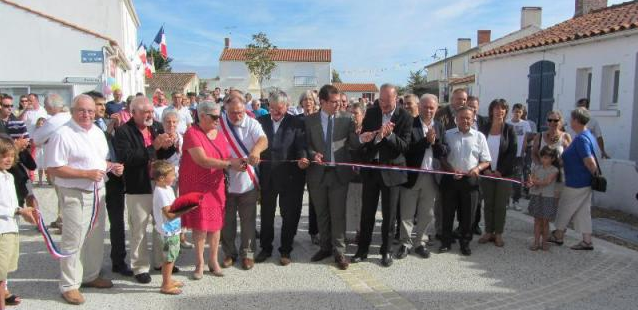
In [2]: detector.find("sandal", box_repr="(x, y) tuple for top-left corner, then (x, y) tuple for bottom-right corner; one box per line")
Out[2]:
(5, 294), (21, 306)
(547, 230), (564, 246)
(529, 244), (540, 251)
(570, 241), (594, 251)
(160, 287), (182, 295)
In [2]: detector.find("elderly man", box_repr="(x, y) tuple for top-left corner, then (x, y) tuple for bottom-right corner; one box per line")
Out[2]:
(255, 91), (307, 266)
(19, 93), (49, 136)
(435, 88), (468, 131)
(164, 92), (193, 135)
(45, 94), (124, 305)
(106, 88), (125, 117)
(220, 94), (268, 270)
(396, 94), (446, 259)
(439, 106), (491, 256)
(302, 84), (368, 270)
(353, 83), (412, 267)
(114, 97), (177, 283)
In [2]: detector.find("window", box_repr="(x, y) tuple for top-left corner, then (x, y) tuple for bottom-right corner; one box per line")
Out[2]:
(575, 67), (592, 102)
(601, 64), (620, 109)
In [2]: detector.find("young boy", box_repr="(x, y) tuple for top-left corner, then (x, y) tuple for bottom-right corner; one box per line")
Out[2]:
(152, 160), (185, 295)
(507, 104), (533, 210)
(0, 136), (36, 308)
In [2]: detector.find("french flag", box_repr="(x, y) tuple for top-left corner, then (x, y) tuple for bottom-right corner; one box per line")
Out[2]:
(153, 26), (167, 59)
(136, 42), (152, 78)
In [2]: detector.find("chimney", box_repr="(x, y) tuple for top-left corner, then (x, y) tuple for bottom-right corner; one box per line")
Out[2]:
(224, 37), (231, 49)
(574, 0), (607, 17)
(521, 7), (542, 29)
(457, 38), (471, 54)
(477, 30), (491, 46)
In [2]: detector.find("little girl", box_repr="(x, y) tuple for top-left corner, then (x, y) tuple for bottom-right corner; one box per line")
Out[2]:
(34, 117), (47, 186)
(527, 146), (560, 251)
(0, 136), (36, 308)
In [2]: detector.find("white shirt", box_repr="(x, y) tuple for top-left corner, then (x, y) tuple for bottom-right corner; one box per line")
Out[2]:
(166, 133), (183, 177)
(272, 117), (283, 133)
(164, 105), (194, 135)
(0, 171), (20, 234)
(32, 112), (71, 146)
(44, 120), (109, 191)
(445, 127), (491, 173)
(153, 185), (180, 236)
(487, 134), (501, 171)
(320, 111), (336, 165)
(153, 105), (168, 122)
(507, 119), (532, 157)
(223, 114), (266, 194)
(420, 118), (434, 170)
(24, 105), (49, 136)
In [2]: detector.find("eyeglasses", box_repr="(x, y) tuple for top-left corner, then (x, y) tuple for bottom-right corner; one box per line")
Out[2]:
(207, 114), (221, 121)
(547, 118), (560, 123)
(75, 108), (96, 115)
(1, 104), (13, 108)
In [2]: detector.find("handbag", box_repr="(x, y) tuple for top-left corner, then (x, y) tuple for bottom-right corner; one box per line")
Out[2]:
(584, 135), (607, 192)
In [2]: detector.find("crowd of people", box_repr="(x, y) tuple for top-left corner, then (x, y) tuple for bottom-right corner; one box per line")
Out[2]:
(0, 84), (606, 306)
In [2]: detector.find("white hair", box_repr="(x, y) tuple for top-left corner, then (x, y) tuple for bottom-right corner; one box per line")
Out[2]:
(130, 96), (151, 112)
(197, 101), (222, 119)
(71, 94), (94, 110)
(268, 90), (289, 106)
(420, 93), (439, 104)
(45, 93), (69, 112)
(161, 109), (180, 123)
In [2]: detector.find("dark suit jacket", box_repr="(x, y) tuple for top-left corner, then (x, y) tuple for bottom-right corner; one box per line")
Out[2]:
(476, 114), (489, 130)
(434, 105), (456, 131)
(360, 106), (412, 186)
(403, 118), (447, 189)
(479, 121), (517, 177)
(257, 113), (306, 192)
(305, 111), (360, 186)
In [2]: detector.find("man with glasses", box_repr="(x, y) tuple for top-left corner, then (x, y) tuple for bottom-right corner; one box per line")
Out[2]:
(45, 94), (124, 304)
(0, 95), (18, 134)
(114, 97), (178, 284)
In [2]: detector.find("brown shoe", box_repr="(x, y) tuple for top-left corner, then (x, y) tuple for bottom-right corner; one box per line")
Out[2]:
(81, 277), (113, 289)
(222, 256), (235, 268)
(478, 233), (495, 244)
(280, 254), (291, 266)
(242, 258), (254, 270)
(61, 290), (85, 305)
(335, 254), (350, 270)
(494, 234), (505, 247)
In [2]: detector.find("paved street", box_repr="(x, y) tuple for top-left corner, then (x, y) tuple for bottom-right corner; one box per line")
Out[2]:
(10, 186), (638, 310)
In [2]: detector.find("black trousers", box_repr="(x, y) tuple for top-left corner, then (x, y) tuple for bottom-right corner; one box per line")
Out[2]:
(442, 176), (479, 245)
(357, 170), (399, 255)
(105, 174), (127, 268)
(259, 180), (304, 254)
(308, 195), (319, 236)
(472, 190), (483, 229)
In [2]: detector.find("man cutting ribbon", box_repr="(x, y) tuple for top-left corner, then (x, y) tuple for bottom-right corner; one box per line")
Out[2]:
(45, 94), (124, 305)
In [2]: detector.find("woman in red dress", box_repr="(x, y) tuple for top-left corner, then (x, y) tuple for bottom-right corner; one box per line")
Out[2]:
(179, 102), (244, 279)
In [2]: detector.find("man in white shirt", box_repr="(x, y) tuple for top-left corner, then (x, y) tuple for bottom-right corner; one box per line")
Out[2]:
(163, 92), (193, 135)
(153, 93), (169, 121)
(45, 94), (124, 305)
(19, 93), (49, 136)
(440, 106), (491, 256)
(220, 94), (268, 271)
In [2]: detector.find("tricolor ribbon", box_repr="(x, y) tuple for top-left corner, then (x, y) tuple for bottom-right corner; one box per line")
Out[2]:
(36, 181), (103, 259)
(220, 114), (260, 189)
(260, 159), (522, 184)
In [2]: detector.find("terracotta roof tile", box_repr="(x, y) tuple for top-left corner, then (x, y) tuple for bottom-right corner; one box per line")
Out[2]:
(220, 48), (331, 62)
(333, 83), (379, 92)
(449, 75), (475, 86)
(474, 1), (638, 59)
(147, 73), (197, 93)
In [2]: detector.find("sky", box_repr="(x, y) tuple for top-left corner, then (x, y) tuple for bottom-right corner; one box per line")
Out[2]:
(135, 0), (625, 85)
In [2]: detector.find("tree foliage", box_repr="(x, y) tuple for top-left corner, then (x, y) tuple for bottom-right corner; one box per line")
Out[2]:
(147, 45), (173, 72)
(245, 32), (277, 96)
(332, 69), (342, 83)
(406, 69), (429, 97)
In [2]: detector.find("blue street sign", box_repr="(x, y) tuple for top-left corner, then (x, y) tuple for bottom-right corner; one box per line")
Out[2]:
(81, 50), (104, 63)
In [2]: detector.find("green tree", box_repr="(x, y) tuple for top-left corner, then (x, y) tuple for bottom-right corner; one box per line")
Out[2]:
(245, 32), (277, 97)
(332, 69), (342, 83)
(406, 69), (428, 97)
(147, 46), (173, 72)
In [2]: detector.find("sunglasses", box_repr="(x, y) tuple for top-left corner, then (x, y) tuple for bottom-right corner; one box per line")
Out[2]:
(2, 104), (13, 108)
(547, 118), (560, 123)
(207, 114), (221, 121)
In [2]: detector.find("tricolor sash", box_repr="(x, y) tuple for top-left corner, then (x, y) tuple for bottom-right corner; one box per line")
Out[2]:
(219, 114), (260, 189)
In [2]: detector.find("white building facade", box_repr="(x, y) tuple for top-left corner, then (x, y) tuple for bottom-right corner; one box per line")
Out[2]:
(0, 0), (144, 105)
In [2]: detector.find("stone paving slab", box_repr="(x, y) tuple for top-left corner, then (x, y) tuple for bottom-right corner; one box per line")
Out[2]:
(9, 187), (638, 310)
(592, 217), (638, 244)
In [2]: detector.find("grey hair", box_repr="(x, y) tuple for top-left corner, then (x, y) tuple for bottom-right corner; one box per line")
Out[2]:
(420, 93), (439, 104)
(380, 83), (397, 93)
(571, 107), (590, 126)
(44, 93), (69, 112)
(197, 101), (221, 119)
(298, 90), (318, 107)
(71, 94), (94, 110)
(130, 96), (151, 112)
(161, 109), (180, 123)
(269, 90), (289, 106)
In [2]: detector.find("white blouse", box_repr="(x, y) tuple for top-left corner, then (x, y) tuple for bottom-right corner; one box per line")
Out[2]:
(0, 171), (20, 234)
(487, 134), (501, 171)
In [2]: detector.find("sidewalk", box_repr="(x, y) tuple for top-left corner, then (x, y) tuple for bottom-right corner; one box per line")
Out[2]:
(11, 186), (638, 310)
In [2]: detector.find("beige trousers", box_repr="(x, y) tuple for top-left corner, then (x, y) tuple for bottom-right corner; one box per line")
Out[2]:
(399, 174), (437, 248)
(58, 187), (105, 293)
(555, 186), (593, 234)
(126, 194), (163, 274)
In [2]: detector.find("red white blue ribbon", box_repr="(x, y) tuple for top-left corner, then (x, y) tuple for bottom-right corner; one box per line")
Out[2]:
(36, 182), (102, 259)
(220, 114), (260, 189)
